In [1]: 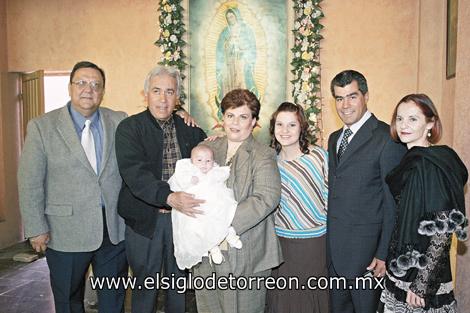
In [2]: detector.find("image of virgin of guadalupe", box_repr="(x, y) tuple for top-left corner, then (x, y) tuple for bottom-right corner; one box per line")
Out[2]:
(215, 7), (259, 121)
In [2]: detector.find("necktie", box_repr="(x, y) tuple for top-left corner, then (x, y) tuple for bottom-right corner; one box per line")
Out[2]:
(81, 120), (97, 174)
(337, 128), (353, 160)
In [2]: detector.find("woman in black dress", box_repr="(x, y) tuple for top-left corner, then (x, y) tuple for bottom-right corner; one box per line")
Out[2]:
(380, 94), (468, 312)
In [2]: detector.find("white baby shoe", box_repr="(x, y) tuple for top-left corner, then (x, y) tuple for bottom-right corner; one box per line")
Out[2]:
(209, 246), (223, 264)
(226, 226), (243, 249)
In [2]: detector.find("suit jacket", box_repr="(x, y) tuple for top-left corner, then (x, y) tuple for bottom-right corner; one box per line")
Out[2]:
(18, 105), (127, 252)
(326, 114), (406, 278)
(115, 110), (207, 238)
(202, 135), (283, 275)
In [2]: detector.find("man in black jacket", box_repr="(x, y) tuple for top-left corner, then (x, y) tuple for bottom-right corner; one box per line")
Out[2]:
(326, 70), (406, 313)
(115, 65), (206, 313)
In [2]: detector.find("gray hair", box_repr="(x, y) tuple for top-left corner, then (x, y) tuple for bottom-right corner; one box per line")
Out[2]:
(143, 65), (182, 95)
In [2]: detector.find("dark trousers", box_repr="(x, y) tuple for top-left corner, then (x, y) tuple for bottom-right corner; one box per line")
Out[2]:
(328, 262), (380, 313)
(125, 213), (186, 313)
(46, 234), (127, 313)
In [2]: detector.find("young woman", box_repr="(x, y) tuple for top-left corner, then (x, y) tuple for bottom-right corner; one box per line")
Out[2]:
(380, 94), (468, 312)
(267, 102), (329, 313)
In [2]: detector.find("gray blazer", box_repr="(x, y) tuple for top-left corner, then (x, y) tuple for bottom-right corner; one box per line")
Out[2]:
(327, 114), (406, 278)
(18, 105), (127, 252)
(202, 135), (283, 275)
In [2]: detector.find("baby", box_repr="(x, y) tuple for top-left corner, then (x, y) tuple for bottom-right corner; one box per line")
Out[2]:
(168, 145), (242, 269)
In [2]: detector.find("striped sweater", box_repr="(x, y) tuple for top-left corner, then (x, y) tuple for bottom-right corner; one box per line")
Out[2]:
(274, 146), (328, 238)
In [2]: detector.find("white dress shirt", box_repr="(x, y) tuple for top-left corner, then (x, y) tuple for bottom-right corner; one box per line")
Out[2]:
(336, 110), (372, 152)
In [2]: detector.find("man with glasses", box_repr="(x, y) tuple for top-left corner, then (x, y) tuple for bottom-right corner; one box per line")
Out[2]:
(18, 61), (128, 313)
(115, 65), (206, 313)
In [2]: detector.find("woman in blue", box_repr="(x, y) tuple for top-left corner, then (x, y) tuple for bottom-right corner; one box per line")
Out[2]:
(267, 102), (329, 313)
(380, 94), (468, 312)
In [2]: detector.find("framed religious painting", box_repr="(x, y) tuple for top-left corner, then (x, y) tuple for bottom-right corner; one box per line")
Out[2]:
(446, 0), (458, 79)
(188, 0), (288, 144)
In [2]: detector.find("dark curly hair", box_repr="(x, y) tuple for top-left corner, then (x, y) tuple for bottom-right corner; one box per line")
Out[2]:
(269, 102), (310, 155)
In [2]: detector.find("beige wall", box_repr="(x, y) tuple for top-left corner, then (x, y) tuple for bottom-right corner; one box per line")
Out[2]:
(3, 0), (462, 141)
(7, 0), (160, 115)
(7, 0), (424, 138)
(454, 0), (470, 307)
(0, 0), (7, 222)
(0, 0), (23, 248)
(320, 0), (420, 142)
(417, 0), (455, 146)
(320, 0), (456, 145)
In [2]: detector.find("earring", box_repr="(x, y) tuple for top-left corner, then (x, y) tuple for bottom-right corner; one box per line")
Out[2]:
(427, 130), (431, 138)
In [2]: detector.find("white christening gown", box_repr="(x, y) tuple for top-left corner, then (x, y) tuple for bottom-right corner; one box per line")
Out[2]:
(168, 159), (238, 270)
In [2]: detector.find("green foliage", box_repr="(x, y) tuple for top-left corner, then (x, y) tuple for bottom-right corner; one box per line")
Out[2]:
(155, 0), (188, 104)
(291, 0), (324, 144)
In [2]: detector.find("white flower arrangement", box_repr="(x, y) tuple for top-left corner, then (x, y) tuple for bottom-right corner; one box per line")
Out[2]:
(291, 0), (324, 143)
(155, 0), (187, 105)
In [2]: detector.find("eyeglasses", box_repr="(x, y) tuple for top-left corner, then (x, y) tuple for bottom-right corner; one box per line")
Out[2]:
(71, 80), (103, 92)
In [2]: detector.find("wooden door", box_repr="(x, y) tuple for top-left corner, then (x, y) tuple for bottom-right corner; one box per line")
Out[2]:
(20, 70), (44, 142)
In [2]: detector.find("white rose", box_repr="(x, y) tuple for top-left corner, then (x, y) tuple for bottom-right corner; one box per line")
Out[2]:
(309, 114), (317, 123)
(301, 42), (309, 51)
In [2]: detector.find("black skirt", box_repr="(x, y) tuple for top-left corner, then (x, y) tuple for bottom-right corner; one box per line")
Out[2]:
(266, 235), (329, 313)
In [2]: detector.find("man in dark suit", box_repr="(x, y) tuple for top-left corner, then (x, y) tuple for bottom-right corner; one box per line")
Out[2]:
(326, 70), (406, 313)
(18, 61), (128, 313)
(115, 65), (206, 313)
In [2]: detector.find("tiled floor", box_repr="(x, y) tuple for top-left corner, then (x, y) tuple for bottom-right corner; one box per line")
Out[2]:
(0, 242), (197, 313)
(0, 242), (55, 313)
